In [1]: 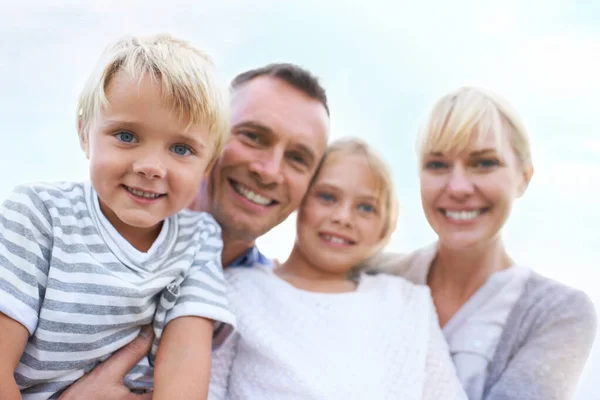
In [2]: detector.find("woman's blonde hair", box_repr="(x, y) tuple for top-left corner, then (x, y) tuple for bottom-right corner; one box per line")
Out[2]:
(77, 34), (230, 162)
(416, 86), (532, 170)
(309, 138), (399, 257)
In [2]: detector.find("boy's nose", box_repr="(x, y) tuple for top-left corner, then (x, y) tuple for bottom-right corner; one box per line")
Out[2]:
(133, 156), (167, 179)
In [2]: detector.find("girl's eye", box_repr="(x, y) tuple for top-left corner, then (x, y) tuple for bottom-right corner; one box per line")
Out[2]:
(115, 132), (137, 143)
(170, 144), (193, 156)
(358, 203), (375, 213)
(317, 192), (335, 202)
(424, 160), (447, 170)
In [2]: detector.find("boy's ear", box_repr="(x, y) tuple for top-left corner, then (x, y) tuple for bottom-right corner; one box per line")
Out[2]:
(77, 118), (90, 159)
(203, 157), (218, 179)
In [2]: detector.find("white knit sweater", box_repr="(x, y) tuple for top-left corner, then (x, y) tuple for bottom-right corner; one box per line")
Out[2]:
(209, 266), (467, 400)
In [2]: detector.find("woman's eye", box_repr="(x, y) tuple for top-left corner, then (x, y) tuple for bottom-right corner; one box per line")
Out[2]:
(170, 144), (193, 156)
(358, 203), (375, 213)
(424, 160), (447, 170)
(115, 132), (137, 143)
(474, 158), (500, 168)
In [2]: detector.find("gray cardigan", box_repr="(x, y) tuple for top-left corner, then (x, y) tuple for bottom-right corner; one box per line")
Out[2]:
(368, 250), (597, 400)
(483, 271), (596, 400)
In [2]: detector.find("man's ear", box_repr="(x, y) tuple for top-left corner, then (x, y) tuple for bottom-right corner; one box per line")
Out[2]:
(78, 118), (90, 159)
(518, 165), (534, 197)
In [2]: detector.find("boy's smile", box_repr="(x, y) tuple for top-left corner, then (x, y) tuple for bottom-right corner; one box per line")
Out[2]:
(79, 70), (215, 251)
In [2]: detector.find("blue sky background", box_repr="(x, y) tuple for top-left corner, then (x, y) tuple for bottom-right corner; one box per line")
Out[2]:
(1, 1), (598, 398)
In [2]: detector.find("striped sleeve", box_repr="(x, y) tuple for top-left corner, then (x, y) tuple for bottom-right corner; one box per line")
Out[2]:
(165, 214), (236, 337)
(0, 185), (52, 334)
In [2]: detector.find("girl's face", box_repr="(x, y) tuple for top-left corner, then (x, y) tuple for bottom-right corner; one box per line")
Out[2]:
(295, 153), (386, 275)
(419, 128), (530, 251)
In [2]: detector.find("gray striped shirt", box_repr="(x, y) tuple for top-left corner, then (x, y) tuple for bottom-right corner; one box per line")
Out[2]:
(0, 181), (235, 399)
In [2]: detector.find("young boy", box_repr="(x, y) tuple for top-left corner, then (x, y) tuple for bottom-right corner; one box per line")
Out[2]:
(0, 34), (235, 400)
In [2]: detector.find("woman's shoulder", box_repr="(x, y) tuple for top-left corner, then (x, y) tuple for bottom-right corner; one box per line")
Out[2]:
(515, 271), (597, 331)
(363, 243), (437, 283)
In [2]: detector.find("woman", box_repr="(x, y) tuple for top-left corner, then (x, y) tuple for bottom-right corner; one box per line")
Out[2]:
(370, 87), (597, 399)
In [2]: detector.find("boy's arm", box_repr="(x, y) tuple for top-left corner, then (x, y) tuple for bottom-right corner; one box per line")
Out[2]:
(0, 186), (53, 400)
(0, 313), (29, 400)
(152, 214), (236, 400)
(153, 317), (214, 399)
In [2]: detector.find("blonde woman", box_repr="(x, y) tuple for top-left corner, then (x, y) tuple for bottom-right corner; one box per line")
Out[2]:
(371, 87), (597, 400)
(209, 138), (467, 400)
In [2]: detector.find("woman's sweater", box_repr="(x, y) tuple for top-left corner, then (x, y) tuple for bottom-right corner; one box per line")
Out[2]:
(209, 266), (467, 400)
(369, 246), (597, 400)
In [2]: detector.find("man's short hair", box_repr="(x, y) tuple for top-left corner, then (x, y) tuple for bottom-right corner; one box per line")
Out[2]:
(231, 63), (329, 116)
(77, 34), (230, 160)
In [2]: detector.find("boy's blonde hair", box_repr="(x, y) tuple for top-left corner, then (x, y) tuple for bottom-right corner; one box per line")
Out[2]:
(77, 34), (230, 161)
(311, 138), (399, 257)
(416, 86), (533, 170)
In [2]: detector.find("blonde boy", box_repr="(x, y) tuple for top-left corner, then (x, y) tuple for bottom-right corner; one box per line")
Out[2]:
(0, 34), (234, 399)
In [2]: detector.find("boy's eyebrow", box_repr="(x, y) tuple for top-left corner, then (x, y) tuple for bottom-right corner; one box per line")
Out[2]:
(469, 148), (497, 156)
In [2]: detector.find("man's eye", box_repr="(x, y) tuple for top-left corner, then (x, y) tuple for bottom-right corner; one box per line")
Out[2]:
(170, 144), (193, 156)
(240, 131), (260, 142)
(288, 153), (307, 165)
(115, 132), (137, 143)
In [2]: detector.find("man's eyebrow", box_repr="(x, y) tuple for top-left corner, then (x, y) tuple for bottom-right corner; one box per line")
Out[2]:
(232, 121), (273, 135)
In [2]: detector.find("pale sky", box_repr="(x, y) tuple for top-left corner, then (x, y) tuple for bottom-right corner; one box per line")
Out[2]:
(1, 1), (599, 398)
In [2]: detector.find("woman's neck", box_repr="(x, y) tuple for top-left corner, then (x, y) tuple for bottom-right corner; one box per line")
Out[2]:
(428, 237), (513, 325)
(276, 247), (356, 293)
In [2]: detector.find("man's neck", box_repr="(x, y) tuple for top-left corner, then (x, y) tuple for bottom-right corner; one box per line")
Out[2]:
(189, 181), (255, 267)
(221, 230), (254, 267)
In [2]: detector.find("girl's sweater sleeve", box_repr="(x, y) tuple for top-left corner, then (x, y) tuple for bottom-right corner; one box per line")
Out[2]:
(422, 301), (468, 400)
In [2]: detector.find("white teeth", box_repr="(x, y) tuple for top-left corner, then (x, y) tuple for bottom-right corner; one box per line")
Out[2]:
(127, 187), (162, 199)
(232, 182), (272, 206)
(444, 210), (482, 221)
(322, 234), (351, 245)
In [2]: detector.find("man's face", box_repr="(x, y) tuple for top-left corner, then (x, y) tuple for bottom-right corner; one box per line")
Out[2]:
(207, 76), (329, 242)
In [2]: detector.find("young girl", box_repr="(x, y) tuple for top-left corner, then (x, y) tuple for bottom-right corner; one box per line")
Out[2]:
(209, 138), (467, 400)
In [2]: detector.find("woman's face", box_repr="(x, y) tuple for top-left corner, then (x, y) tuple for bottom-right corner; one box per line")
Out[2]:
(419, 128), (530, 251)
(296, 153), (386, 275)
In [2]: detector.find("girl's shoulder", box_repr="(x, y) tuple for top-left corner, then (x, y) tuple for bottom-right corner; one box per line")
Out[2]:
(359, 272), (432, 302)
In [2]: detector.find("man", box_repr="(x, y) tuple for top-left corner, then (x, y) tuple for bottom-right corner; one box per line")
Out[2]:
(59, 63), (330, 399)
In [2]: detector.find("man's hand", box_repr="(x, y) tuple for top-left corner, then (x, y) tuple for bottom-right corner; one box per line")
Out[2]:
(59, 326), (154, 400)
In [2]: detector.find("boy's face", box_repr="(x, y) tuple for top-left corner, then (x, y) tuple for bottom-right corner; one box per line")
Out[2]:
(80, 71), (215, 247)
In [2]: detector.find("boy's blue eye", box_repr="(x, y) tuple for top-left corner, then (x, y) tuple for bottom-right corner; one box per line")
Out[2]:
(115, 132), (137, 143)
(171, 144), (193, 156)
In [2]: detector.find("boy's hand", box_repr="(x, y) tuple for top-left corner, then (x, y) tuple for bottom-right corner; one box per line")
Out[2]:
(59, 326), (154, 400)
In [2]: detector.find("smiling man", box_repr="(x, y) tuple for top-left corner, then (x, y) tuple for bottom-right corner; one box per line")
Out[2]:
(59, 63), (330, 400)
(191, 64), (330, 267)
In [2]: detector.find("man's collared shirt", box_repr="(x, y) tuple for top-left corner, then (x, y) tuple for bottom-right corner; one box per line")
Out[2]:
(228, 245), (271, 268)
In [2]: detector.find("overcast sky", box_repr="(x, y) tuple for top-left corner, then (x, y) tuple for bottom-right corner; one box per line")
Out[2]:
(1, 1), (599, 398)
